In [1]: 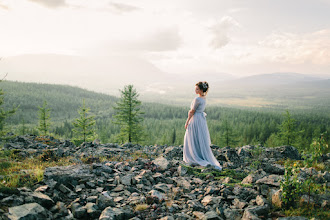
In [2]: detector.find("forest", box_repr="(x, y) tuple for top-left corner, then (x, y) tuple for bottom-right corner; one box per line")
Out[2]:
(1, 81), (330, 152)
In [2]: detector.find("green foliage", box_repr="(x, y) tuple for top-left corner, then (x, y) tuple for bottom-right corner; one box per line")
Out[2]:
(38, 101), (51, 136)
(0, 82), (17, 138)
(72, 100), (96, 143)
(1, 81), (330, 149)
(278, 110), (302, 146)
(113, 85), (144, 143)
(249, 145), (264, 169)
(280, 160), (303, 209)
(220, 119), (237, 147)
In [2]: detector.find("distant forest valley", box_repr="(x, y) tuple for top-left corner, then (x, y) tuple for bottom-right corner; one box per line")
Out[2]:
(1, 80), (330, 153)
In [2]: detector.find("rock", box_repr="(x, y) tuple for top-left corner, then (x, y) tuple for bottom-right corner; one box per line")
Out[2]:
(203, 211), (223, 220)
(271, 189), (282, 208)
(85, 202), (100, 218)
(261, 163), (285, 175)
(255, 195), (267, 206)
(1, 196), (24, 207)
(97, 191), (115, 210)
(7, 203), (50, 220)
(30, 192), (54, 208)
(223, 148), (241, 164)
(187, 200), (205, 211)
(241, 174), (256, 184)
(201, 195), (214, 206)
(173, 212), (193, 220)
(241, 209), (261, 220)
(121, 174), (135, 186)
(178, 165), (188, 176)
(71, 203), (87, 219)
(224, 208), (242, 220)
(245, 205), (269, 217)
(174, 177), (192, 193)
(256, 174), (282, 187)
(164, 146), (183, 159)
(43, 164), (94, 187)
(232, 198), (247, 209)
(149, 189), (165, 201)
(263, 146), (300, 160)
(160, 216), (175, 220)
(153, 156), (170, 171)
(99, 207), (132, 220)
(277, 217), (308, 220)
(193, 211), (205, 219)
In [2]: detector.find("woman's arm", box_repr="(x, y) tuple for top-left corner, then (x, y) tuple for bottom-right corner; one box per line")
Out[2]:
(185, 109), (195, 129)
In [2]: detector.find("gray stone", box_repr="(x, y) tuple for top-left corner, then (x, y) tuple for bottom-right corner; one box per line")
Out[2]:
(149, 189), (165, 200)
(121, 174), (135, 186)
(44, 164), (94, 187)
(241, 209), (261, 220)
(153, 156), (170, 170)
(203, 211), (223, 220)
(261, 163), (285, 175)
(224, 208), (242, 220)
(85, 202), (100, 218)
(97, 192), (115, 210)
(71, 203), (87, 219)
(99, 207), (132, 220)
(232, 198), (247, 209)
(256, 174), (282, 187)
(7, 203), (50, 220)
(30, 192), (54, 208)
(178, 165), (188, 176)
(277, 217), (308, 220)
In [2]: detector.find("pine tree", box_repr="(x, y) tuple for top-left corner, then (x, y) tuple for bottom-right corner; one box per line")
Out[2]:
(113, 85), (144, 143)
(171, 128), (176, 145)
(0, 87), (16, 138)
(72, 100), (96, 143)
(220, 119), (236, 147)
(278, 110), (300, 146)
(38, 101), (51, 136)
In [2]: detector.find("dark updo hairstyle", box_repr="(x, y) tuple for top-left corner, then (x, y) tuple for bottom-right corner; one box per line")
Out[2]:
(196, 81), (209, 95)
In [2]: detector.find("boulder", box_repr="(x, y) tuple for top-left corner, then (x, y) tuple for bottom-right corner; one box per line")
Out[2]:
(7, 203), (50, 220)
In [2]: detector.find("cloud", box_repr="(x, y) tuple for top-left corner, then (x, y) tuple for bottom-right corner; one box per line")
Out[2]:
(208, 16), (239, 49)
(28, 0), (67, 8)
(108, 2), (140, 14)
(96, 26), (182, 53)
(258, 29), (330, 65)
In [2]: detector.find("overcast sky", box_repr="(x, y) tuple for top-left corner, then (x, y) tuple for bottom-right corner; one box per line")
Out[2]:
(1, 0), (330, 84)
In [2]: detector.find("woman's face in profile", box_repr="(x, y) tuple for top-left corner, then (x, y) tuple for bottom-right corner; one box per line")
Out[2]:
(195, 85), (202, 95)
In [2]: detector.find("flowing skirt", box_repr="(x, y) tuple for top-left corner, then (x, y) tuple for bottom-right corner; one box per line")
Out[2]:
(183, 112), (222, 170)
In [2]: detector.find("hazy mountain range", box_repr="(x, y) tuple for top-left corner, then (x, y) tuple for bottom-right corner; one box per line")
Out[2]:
(1, 54), (329, 108)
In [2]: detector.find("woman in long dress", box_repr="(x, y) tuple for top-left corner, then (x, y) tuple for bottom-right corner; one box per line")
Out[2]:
(183, 81), (222, 170)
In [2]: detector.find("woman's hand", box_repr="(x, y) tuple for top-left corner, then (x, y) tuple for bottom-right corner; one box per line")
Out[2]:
(185, 122), (188, 129)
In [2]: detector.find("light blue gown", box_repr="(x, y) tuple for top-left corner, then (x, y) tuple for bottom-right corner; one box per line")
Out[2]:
(183, 97), (222, 170)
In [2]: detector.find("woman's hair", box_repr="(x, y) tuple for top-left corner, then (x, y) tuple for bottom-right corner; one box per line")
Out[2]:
(196, 81), (209, 94)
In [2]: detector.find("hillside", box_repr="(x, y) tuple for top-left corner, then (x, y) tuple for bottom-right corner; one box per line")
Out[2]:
(1, 80), (329, 148)
(1, 81), (118, 124)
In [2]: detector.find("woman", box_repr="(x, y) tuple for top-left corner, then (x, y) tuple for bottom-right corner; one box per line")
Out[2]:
(183, 81), (222, 170)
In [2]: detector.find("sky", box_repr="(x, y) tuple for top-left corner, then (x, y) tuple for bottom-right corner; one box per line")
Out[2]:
(0, 0), (330, 93)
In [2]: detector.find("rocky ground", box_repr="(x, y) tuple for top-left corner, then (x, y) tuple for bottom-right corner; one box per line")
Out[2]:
(0, 135), (329, 220)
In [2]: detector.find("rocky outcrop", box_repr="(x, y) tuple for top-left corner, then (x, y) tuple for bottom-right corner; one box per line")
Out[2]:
(1, 135), (329, 219)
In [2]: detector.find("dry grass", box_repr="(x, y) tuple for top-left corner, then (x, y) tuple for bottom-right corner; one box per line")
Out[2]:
(135, 204), (149, 211)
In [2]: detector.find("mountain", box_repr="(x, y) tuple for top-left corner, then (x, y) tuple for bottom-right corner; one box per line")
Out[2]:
(230, 72), (322, 85)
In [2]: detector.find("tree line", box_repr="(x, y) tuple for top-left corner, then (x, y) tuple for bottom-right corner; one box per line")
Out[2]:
(1, 81), (329, 154)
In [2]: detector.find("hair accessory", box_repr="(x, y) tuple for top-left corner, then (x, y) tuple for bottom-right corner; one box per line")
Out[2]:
(202, 83), (207, 89)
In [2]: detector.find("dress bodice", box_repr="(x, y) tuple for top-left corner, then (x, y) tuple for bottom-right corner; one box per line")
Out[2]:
(191, 97), (206, 112)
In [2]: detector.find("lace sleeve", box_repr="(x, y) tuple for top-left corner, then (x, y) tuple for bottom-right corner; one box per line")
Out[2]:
(191, 97), (200, 110)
